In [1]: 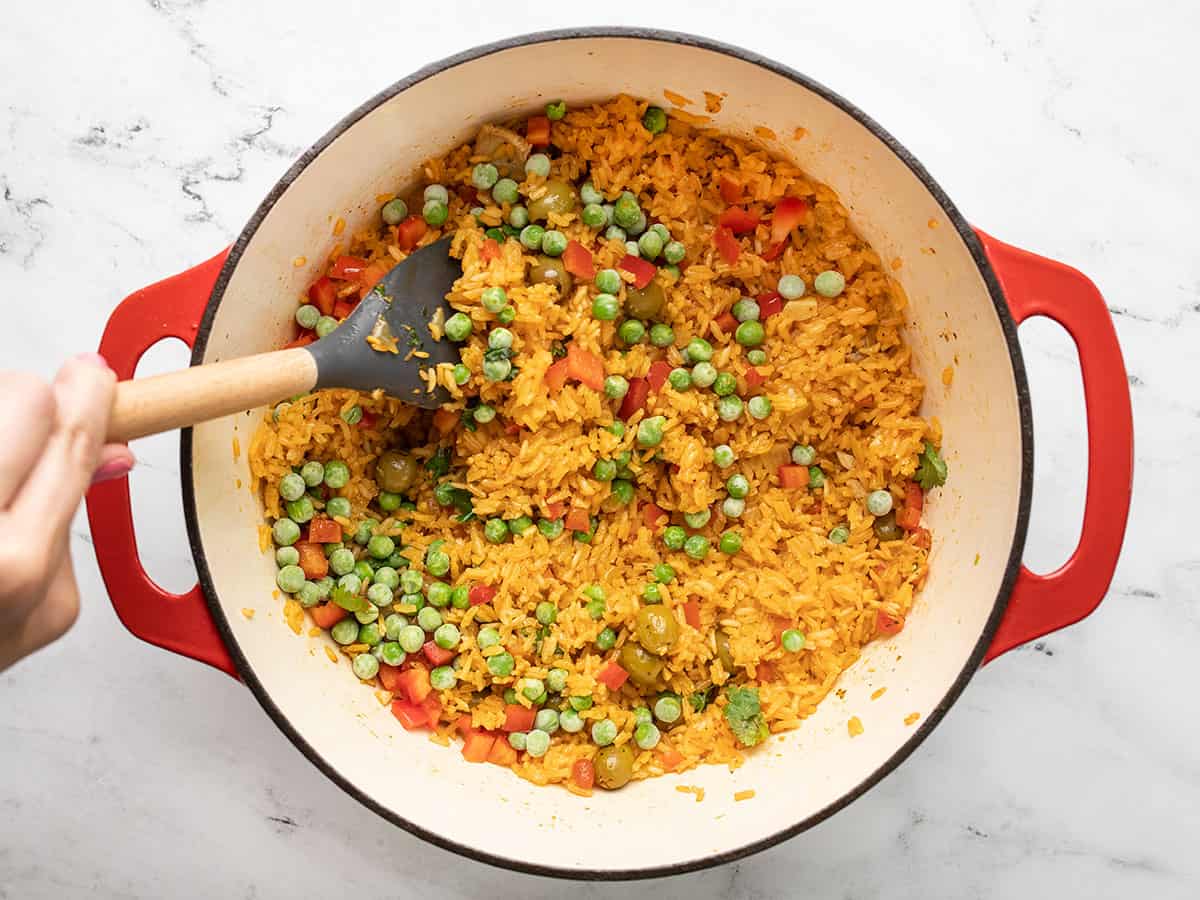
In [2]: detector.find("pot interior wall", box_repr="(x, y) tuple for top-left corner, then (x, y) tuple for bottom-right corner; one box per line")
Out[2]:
(189, 35), (1023, 873)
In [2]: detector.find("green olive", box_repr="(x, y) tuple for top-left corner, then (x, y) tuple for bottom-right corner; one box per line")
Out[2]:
(594, 743), (636, 790)
(873, 511), (904, 542)
(528, 255), (574, 295)
(375, 450), (418, 494)
(527, 179), (579, 222)
(716, 631), (736, 675)
(618, 640), (664, 689)
(636, 606), (679, 655)
(624, 281), (665, 321)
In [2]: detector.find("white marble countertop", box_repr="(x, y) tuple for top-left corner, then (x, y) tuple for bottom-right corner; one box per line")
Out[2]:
(1, 1), (1196, 897)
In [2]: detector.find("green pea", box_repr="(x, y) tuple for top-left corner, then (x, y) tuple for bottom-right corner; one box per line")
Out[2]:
(618, 319), (646, 344)
(525, 153), (551, 177)
(663, 526), (686, 550)
(367, 535), (394, 560)
(711, 372), (736, 397)
(691, 361), (717, 388)
(684, 534), (710, 560)
(384, 614), (407, 642)
(381, 197), (408, 225)
(829, 525), (850, 544)
(472, 404), (496, 424)
(443, 312), (472, 341)
(508, 515), (534, 537)
(331, 619), (359, 645)
(592, 293), (620, 320)
(492, 178), (519, 205)
(481, 286), (507, 313)
(279, 472), (306, 502)
(425, 549), (450, 578)
(613, 192), (641, 230)
(746, 349), (767, 366)
(637, 230), (663, 260)
(314, 576), (335, 599)
(357, 622), (382, 645)
(652, 563), (675, 584)
(642, 106), (667, 134)
(525, 728), (552, 757)
(399, 569), (423, 595)
(506, 205), (529, 229)
(727, 474), (751, 499)
(649, 323), (674, 347)
(535, 601), (558, 625)
(296, 581), (321, 608)
(487, 327), (514, 351)
(429, 665), (456, 690)
(748, 396), (772, 419)
(809, 466), (825, 489)
(275, 545), (300, 568)
(538, 518), (564, 539)
(643, 583), (662, 604)
(663, 241), (686, 264)
(340, 405), (364, 426)
(649, 223), (670, 243)
(635, 721), (661, 750)
(453, 363), (471, 385)
(866, 490), (894, 516)
(603, 375), (630, 400)
(546, 667), (568, 693)
(545, 99), (566, 120)
(607, 421), (626, 438)
(595, 268), (621, 294)
(367, 583), (393, 608)
(533, 709), (560, 735)
(472, 163), (499, 190)
(686, 338), (713, 363)
(710, 445), (735, 469)
(574, 517), (597, 543)
(610, 479), (635, 505)
(778, 274), (806, 299)
(295, 304), (320, 330)
(507, 732), (528, 751)
(593, 459), (617, 482)
(782, 629), (806, 652)
(450, 584), (470, 609)
(637, 415), (665, 448)
(591, 718), (618, 746)
(541, 230), (567, 257)
(338, 573), (362, 597)
(732, 298), (760, 322)
(605, 225), (627, 242)
(482, 356), (512, 382)
(487, 652), (515, 677)
(595, 627), (617, 650)
(559, 709), (584, 733)
(717, 395), (744, 421)
(395, 624), (424, 653)
(735, 320), (765, 347)
(323, 497), (349, 520)
(723, 497), (745, 518)
(379, 641), (406, 666)
(422, 199), (448, 227)
(719, 531), (743, 554)
(814, 270), (846, 298)
(426, 582), (451, 607)
(519, 224), (545, 250)
(276, 565), (305, 593)
(323, 460), (350, 489)
(315, 316), (338, 339)
(299, 461), (325, 487)
(581, 204), (606, 228)
(484, 518), (509, 544)
(668, 368), (691, 391)
(653, 694), (682, 723)
(286, 496), (314, 524)
(791, 444), (816, 466)
(683, 508), (710, 529)
(569, 694), (594, 712)
(498, 305), (516, 325)
(433, 623), (460, 650)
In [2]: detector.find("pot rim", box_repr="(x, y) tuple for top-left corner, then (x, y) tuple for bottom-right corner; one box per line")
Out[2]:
(180, 26), (1034, 881)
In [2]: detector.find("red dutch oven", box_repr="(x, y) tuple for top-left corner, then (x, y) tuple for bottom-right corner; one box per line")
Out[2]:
(85, 29), (1133, 880)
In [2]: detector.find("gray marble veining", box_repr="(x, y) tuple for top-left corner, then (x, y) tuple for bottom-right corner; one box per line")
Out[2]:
(2, 1), (1197, 897)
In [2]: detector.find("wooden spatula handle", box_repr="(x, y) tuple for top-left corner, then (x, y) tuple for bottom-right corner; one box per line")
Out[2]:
(108, 347), (319, 443)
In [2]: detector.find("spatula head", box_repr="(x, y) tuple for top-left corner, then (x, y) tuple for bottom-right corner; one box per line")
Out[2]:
(306, 237), (461, 408)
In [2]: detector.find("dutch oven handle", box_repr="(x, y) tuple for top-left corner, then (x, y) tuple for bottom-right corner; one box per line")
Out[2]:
(85, 251), (239, 678)
(975, 230), (1134, 661)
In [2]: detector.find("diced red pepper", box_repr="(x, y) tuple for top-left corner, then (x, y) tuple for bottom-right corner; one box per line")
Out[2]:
(455, 714), (477, 739)
(571, 758), (595, 790)
(770, 196), (809, 245)
(778, 464), (809, 489)
(283, 333), (316, 349)
(683, 599), (701, 629)
(876, 610), (905, 636)
(562, 240), (596, 280)
(761, 240), (787, 261)
(432, 407), (459, 435)
(757, 660), (779, 683)
(488, 738), (519, 766)
(717, 206), (759, 234)
(390, 700), (430, 730)
(330, 255), (367, 281)
(564, 507), (591, 532)
(504, 422), (522, 436)
(597, 661), (629, 691)
(423, 640), (455, 666)
(642, 502), (666, 529)
(468, 584), (497, 607)
(307, 518), (342, 544)
(309, 601), (347, 630)
(618, 376), (650, 420)
(658, 747), (684, 771)
(544, 357), (570, 393)
(646, 360), (672, 392)
(543, 501), (566, 520)
(395, 665), (432, 704)
(295, 542), (329, 580)
(378, 664), (405, 694)
(715, 311), (737, 333)
(744, 367), (766, 389)
(332, 299), (357, 320)
(756, 291), (784, 319)
(502, 704), (537, 733)
(307, 276), (337, 316)
(480, 238), (501, 262)
(420, 693), (442, 726)
(910, 527), (932, 550)
(565, 343), (605, 391)
(462, 731), (497, 763)
(526, 115), (551, 147)
(713, 226), (740, 264)
(357, 262), (388, 299)
(357, 410), (377, 429)
(896, 481), (925, 531)
(396, 215), (427, 251)
(618, 254), (657, 289)
(718, 174), (743, 204)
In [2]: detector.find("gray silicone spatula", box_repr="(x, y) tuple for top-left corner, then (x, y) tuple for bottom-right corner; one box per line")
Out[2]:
(107, 237), (461, 442)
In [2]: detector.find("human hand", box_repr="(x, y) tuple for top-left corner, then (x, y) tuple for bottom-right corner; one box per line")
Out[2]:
(0, 354), (134, 671)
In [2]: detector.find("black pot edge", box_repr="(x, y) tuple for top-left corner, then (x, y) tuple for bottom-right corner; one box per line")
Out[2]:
(179, 26), (1034, 882)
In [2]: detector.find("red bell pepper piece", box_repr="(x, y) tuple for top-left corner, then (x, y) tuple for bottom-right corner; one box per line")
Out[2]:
(744, 367), (766, 389)
(715, 311), (737, 333)
(307, 276), (337, 316)
(910, 527), (932, 550)
(646, 360), (672, 392)
(330, 255), (367, 281)
(295, 542), (329, 580)
(896, 481), (925, 530)
(283, 333), (316, 349)
(390, 700), (430, 730)
(713, 226), (740, 264)
(658, 747), (684, 771)
(596, 661), (629, 691)
(770, 196), (809, 245)
(618, 254), (657, 289)
(876, 610), (905, 636)
(396, 215), (427, 251)
(565, 343), (605, 391)
(571, 758), (595, 790)
(462, 731), (497, 763)
(480, 238), (501, 261)
(309, 601), (347, 630)
(717, 207), (759, 234)
(683, 599), (701, 629)
(420, 693), (442, 726)
(502, 704), (537, 733)
(456, 715), (477, 739)
(756, 291), (784, 319)
(761, 241), (787, 262)
(307, 518), (342, 544)
(468, 584), (497, 607)
(543, 501), (566, 520)
(395, 665), (432, 704)
(618, 376), (649, 420)
(332, 299), (357, 320)
(641, 502), (666, 529)
(526, 115), (551, 147)
(432, 407), (459, 435)
(718, 174), (743, 204)
(423, 640), (455, 666)
(564, 507), (591, 532)
(562, 240), (596, 280)
(778, 464), (809, 489)
(488, 738), (519, 766)
(544, 357), (570, 393)
(357, 262), (388, 299)
(378, 664), (405, 694)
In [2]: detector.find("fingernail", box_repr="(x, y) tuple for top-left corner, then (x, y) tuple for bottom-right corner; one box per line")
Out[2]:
(91, 456), (135, 484)
(74, 352), (111, 369)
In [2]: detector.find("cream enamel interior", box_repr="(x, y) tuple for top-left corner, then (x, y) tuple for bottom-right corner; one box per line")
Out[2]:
(188, 36), (1023, 873)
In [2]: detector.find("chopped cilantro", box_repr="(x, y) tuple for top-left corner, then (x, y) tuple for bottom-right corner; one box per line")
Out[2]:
(723, 685), (768, 748)
(916, 441), (948, 491)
